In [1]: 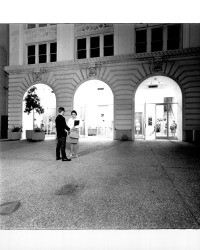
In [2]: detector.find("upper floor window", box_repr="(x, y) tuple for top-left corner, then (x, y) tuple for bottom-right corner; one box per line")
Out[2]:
(27, 45), (35, 64)
(104, 34), (114, 56)
(135, 24), (182, 53)
(90, 36), (100, 58)
(77, 38), (87, 59)
(27, 42), (57, 65)
(151, 27), (163, 52)
(27, 24), (36, 29)
(136, 30), (147, 53)
(50, 42), (57, 62)
(167, 24), (181, 50)
(26, 24), (56, 29)
(38, 24), (47, 27)
(76, 34), (114, 59)
(39, 44), (47, 63)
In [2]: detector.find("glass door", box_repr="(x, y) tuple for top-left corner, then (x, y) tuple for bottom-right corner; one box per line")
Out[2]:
(155, 103), (178, 140)
(145, 103), (156, 139)
(155, 104), (168, 139)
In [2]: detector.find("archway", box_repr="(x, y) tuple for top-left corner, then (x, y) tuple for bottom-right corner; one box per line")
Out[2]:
(135, 76), (182, 141)
(74, 80), (114, 139)
(22, 83), (56, 139)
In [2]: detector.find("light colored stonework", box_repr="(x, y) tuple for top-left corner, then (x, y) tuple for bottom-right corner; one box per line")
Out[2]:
(24, 25), (57, 44)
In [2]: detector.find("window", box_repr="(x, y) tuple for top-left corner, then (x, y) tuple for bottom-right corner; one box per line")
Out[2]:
(76, 33), (114, 59)
(26, 24), (56, 29)
(104, 34), (114, 56)
(151, 27), (163, 52)
(90, 36), (100, 58)
(167, 24), (180, 50)
(39, 44), (47, 63)
(136, 30), (147, 53)
(77, 38), (87, 59)
(28, 24), (36, 29)
(27, 42), (57, 64)
(38, 24), (47, 27)
(50, 42), (57, 62)
(135, 24), (182, 53)
(27, 45), (35, 64)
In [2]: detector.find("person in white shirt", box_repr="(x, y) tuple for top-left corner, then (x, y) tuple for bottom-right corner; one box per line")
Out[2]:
(67, 110), (80, 158)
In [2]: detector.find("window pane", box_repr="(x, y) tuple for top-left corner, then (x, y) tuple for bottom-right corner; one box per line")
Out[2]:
(39, 44), (47, 54)
(39, 24), (47, 27)
(136, 30), (147, 53)
(77, 38), (86, 50)
(151, 27), (163, 52)
(104, 34), (113, 46)
(168, 24), (180, 39)
(152, 27), (163, 41)
(104, 47), (114, 56)
(167, 24), (180, 50)
(136, 44), (147, 53)
(77, 50), (87, 59)
(136, 30), (147, 43)
(28, 56), (35, 64)
(151, 41), (163, 52)
(50, 43), (57, 53)
(90, 36), (99, 48)
(28, 45), (35, 56)
(90, 48), (100, 58)
(27, 24), (36, 29)
(50, 54), (57, 62)
(39, 55), (47, 63)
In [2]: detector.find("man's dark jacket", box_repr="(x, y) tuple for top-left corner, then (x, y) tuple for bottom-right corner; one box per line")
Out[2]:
(55, 114), (70, 138)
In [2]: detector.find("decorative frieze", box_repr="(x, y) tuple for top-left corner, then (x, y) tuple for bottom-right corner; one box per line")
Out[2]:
(24, 25), (57, 44)
(4, 47), (200, 74)
(75, 23), (114, 36)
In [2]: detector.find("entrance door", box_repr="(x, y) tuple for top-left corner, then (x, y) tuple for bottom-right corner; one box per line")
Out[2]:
(155, 103), (178, 140)
(144, 103), (156, 140)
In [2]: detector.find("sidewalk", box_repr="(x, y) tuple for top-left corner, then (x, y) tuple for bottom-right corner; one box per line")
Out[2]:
(0, 138), (200, 229)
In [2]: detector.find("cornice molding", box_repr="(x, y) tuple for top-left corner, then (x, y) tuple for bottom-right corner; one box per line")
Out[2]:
(5, 47), (200, 74)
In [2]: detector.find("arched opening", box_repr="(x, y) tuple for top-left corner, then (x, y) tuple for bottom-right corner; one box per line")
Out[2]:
(74, 80), (114, 139)
(135, 76), (182, 141)
(22, 83), (56, 139)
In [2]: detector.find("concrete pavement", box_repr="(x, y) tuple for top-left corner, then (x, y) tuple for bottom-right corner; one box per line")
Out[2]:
(0, 137), (200, 229)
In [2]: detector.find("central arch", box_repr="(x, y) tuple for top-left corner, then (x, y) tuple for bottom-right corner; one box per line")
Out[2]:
(74, 80), (114, 139)
(134, 75), (183, 141)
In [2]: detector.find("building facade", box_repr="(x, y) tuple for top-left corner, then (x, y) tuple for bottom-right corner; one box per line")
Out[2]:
(0, 24), (9, 138)
(4, 23), (200, 142)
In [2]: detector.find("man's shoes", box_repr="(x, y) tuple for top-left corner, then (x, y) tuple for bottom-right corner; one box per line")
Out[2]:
(56, 157), (61, 160)
(62, 158), (71, 161)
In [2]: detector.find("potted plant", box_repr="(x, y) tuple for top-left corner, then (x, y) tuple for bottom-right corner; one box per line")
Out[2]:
(8, 126), (23, 140)
(24, 86), (45, 141)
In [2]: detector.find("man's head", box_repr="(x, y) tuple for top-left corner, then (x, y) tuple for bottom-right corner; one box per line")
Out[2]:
(58, 107), (65, 115)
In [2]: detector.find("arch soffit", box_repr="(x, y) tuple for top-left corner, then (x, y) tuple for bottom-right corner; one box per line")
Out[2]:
(20, 81), (57, 102)
(72, 77), (115, 101)
(132, 73), (183, 102)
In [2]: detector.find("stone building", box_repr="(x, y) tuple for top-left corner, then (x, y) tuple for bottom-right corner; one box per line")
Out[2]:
(0, 24), (9, 138)
(3, 23), (200, 142)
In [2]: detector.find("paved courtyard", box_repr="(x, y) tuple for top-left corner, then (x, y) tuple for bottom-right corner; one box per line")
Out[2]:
(0, 137), (200, 229)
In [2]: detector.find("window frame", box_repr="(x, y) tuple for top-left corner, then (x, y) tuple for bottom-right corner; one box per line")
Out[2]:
(27, 41), (57, 65)
(103, 34), (114, 56)
(135, 24), (182, 53)
(26, 24), (56, 29)
(135, 28), (147, 53)
(151, 27), (163, 52)
(76, 33), (114, 60)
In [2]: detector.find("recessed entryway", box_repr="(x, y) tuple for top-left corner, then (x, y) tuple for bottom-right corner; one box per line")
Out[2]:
(135, 76), (182, 140)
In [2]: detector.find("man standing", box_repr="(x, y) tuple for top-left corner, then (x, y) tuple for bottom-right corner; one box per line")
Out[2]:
(55, 107), (71, 161)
